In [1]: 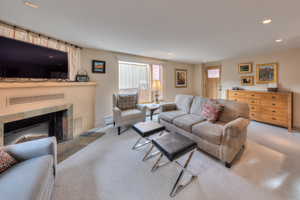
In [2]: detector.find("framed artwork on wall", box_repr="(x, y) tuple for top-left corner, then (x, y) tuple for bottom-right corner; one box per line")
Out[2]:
(240, 76), (254, 86)
(238, 63), (252, 74)
(175, 69), (188, 88)
(256, 63), (278, 84)
(92, 60), (106, 73)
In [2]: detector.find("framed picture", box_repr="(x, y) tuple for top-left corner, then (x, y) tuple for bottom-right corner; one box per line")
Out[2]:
(256, 63), (278, 84)
(238, 63), (252, 74)
(175, 69), (188, 88)
(92, 60), (106, 73)
(240, 76), (254, 86)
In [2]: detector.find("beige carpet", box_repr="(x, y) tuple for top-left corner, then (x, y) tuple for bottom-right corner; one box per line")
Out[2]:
(52, 127), (290, 200)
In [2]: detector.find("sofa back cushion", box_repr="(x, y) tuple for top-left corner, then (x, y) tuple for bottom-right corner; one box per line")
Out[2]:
(175, 95), (194, 113)
(190, 96), (209, 116)
(217, 99), (249, 122)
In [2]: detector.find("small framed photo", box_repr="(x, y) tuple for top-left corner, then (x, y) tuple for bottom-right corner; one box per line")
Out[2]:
(256, 63), (278, 84)
(92, 60), (106, 73)
(240, 76), (254, 86)
(238, 63), (252, 74)
(175, 69), (188, 88)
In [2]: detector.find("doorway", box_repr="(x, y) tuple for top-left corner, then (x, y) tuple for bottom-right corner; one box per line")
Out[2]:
(205, 66), (221, 99)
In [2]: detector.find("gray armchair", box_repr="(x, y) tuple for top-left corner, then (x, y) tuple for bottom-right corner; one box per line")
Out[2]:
(113, 93), (146, 135)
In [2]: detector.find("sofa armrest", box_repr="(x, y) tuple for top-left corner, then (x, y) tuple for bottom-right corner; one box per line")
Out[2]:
(223, 117), (250, 138)
(160, 102), (177, 112)
(2, 137), (57, 174)
(137, 104), (147, 114)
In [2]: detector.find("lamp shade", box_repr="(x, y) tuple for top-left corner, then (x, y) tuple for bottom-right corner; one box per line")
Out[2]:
(152, 80), (162, 91)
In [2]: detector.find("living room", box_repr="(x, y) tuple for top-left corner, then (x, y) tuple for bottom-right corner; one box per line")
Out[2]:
(1, 0), (300, 200)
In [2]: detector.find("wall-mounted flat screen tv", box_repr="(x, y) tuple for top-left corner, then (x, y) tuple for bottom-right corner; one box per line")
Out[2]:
(0, 36), (69, 79)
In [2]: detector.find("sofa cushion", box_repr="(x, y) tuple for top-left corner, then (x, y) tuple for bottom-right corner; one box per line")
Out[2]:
(175, 95), (194, 113)
(0, 150), (17, 173)
(121, 109), (144, 120)
(192, 121), (226, 145)
(0, 155), (53, 200)
(217, 99), (249, 122)
(173, 114), (206, 132)
(158, 110), (186, 123)
(190, 96), (209, 116)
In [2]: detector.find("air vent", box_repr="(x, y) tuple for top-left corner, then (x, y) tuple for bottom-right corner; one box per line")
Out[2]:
(9, 94), (64, 105)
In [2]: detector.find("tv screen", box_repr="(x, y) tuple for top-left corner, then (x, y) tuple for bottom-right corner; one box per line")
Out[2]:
(0, 36), (69, 79)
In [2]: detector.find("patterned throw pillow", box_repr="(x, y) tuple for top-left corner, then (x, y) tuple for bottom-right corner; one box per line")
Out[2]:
(201, 100), (224, 123)
(117, 94), (138, 110)
(0, 150), (17, 173)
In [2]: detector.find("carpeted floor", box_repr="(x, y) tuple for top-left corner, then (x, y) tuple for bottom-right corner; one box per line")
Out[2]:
(52, 123), (298, 200)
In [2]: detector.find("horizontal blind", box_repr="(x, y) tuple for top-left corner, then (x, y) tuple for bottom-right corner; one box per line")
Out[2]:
(119, 61), (149, 90)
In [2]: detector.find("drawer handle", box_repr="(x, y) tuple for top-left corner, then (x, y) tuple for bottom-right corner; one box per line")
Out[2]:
(272, 96), (276, 99)
(251, 101), (255, 103)
(272, 103), (276, 106)
(251, 107), (255, 109)
(272, 117), (276, 120)
(272, 110), (276, 113)
(251, 94), (255, 97)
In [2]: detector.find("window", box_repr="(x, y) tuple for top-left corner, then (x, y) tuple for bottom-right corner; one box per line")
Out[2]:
(207, 69), (220, 78)
(118, 61), (163, 103)
(119, 61), (150, 90)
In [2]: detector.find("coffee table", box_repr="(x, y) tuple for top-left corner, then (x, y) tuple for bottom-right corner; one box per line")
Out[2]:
(132, 121), (165, 161)
(149, 132), (197, 197)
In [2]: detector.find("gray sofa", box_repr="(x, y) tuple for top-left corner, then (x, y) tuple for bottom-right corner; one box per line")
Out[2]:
(158, 95), (250, 167)
(0, 137), (57, 200)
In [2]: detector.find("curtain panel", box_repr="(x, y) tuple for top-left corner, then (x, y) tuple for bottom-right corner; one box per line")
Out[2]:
(0, 22), (81, 80)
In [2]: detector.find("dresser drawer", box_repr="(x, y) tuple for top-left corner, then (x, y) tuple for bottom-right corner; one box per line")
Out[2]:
(262, 94), (288, 102)
(261, 115), (288, 127)
(228, 91), (244, 98)
(250, 112), (260, 120)
(249, 105), (260, 112)
(261, 107), (287, 117)
(261, 100), (288, 108)
(248, 99), (260, 105)
(247, 93), (262, 99)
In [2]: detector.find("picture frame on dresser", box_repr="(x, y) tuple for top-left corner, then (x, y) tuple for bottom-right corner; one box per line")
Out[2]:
(240, 76), (254, 86)
(256, 63), (278, 84)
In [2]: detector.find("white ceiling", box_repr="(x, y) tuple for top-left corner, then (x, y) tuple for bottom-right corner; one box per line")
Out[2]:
(1, 0), (300, 63)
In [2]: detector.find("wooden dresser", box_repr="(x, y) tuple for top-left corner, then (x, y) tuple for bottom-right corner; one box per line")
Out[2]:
(227, 90), (293, 132)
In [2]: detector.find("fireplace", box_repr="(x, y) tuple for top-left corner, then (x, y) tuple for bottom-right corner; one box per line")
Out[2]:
(0, 103), (73, 146)
(4, 111), (66, 145)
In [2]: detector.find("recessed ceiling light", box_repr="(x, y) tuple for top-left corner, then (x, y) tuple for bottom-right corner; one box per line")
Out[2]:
(24, 1), (39, 8)
(261, 18), (272, 24)
(275, 39), (283, 43)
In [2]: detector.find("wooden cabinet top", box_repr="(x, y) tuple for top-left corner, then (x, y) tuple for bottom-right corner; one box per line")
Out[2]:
(228, 89), (292, 96)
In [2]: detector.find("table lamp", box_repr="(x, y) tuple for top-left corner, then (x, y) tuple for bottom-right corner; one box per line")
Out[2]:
(152, 80), (162, 103)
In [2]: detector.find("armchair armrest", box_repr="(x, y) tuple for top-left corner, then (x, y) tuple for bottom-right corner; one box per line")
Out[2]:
(159, 102), (177, 112)
(113, 106), (122, 121)
(223, 117), (250, 138)
(2, 137), (57, 174)
(137, 104), (147, 114)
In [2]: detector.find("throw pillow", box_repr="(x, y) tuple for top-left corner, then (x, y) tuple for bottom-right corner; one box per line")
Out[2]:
(201, 100), (224, 123)
(117, 94), (138, 110)
(0, 150), (17, 173)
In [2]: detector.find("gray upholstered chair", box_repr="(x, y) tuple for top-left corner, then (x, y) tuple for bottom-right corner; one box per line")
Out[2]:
(113, 92), (146, 135)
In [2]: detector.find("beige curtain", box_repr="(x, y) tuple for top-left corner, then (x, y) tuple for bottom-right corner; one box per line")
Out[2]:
(0, 22), (80, 80)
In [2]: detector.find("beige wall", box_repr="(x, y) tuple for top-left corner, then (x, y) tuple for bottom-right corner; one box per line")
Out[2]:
(80, 48), (195, 127)
(193, 64), (203, 96)
(205, 48), (300, 128)
(0, 84), (96, 137)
